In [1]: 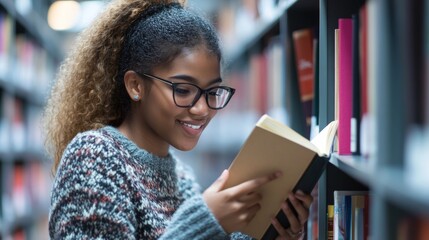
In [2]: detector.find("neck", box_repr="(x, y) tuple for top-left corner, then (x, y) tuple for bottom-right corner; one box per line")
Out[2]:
(117, 117), (170, 157)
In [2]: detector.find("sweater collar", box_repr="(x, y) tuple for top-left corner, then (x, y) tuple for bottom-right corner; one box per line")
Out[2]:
(101, 126), (176, 172)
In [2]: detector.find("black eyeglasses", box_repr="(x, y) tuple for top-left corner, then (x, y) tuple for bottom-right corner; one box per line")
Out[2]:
(135, 72), (235, 110)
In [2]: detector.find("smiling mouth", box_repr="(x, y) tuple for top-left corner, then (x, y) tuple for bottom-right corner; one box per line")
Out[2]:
(179, 121), (203, 130)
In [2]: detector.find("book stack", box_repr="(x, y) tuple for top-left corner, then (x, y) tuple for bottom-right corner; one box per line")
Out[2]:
(332, 191), (369, 240)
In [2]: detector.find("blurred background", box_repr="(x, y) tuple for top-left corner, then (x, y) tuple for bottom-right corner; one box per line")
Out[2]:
(3, 0), (429, 239)
(0, 0), (293, 239)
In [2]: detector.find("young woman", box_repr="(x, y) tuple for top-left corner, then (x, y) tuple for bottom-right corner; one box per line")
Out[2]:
(43, 0), (312, 239)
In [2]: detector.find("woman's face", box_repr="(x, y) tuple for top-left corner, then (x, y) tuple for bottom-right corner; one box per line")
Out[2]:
(136, 47), (221, 155)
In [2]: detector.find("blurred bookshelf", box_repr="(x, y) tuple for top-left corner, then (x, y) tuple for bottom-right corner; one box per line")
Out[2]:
(378, 167), (429, 217)
(0, 0), (428, 239)
(0, 0), (61, 239)
(191, 0), (429, 239)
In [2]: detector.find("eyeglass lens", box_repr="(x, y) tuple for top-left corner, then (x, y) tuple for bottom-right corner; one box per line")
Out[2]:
(173, 83), (232, 109)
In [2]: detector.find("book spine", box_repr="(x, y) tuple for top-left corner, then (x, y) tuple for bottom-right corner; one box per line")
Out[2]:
(328, 204), (334, 240)
(359, 3), (369, 158)
(262, 155), (328, 239)
(334, 29), (340, 152)
(351, 14), (361, 155)
(310, 38), (320, 140)
(354, 207), (364, 240)
(292, 28), (314, 137)
(338, 18), (353, 155)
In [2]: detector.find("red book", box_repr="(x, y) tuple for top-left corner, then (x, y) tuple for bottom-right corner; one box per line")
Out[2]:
(292, 28), (314, 136)
(338, 18), (353, 155)
(417, 217), (429, 240)
(249, 53), (268, 114)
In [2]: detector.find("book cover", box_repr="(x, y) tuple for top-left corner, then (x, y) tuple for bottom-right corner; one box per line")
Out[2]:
(292, 28), (314, 137)
(223, 114), (338, 239)
(338, 18), (353, 155)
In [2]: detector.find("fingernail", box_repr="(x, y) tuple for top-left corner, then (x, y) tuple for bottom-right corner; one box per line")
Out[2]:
(275, 171), (283, 177)
(296, 190), (305, 197)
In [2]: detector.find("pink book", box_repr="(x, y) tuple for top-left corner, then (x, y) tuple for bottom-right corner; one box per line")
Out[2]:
(338, 18), (353, 155)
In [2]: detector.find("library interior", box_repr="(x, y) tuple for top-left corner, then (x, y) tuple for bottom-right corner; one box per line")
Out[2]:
(0, 0), (428, 239)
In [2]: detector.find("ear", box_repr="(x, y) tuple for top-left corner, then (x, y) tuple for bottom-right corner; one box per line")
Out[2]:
(124, 70), (144, 101)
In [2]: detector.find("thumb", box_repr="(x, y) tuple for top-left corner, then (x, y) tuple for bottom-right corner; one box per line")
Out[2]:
(210, 169), (229, 191)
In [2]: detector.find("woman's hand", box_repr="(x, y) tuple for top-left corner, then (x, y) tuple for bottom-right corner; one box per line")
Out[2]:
(271, 190), (314, 240)
(203, 169), (282, 233)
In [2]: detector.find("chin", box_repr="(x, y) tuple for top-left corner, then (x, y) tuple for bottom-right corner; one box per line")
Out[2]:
(174, 141), (198, 152)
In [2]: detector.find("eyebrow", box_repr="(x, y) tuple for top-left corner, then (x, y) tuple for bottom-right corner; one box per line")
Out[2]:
(169, 74), (222, 85)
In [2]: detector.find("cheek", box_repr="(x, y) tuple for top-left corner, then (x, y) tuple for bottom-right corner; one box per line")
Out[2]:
(144, 87), (176, 111)
(209, 110), (218, 119)
(203, 110), (217, 128)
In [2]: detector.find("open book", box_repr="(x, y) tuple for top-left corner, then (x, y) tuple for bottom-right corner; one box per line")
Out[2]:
(222, 114), (338, 239)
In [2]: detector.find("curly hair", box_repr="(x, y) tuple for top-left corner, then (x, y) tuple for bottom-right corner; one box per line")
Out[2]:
(43, 0), (222, 174)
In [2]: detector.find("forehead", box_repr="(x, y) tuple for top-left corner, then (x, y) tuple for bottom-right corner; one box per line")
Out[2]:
(152, 47), (221, 80)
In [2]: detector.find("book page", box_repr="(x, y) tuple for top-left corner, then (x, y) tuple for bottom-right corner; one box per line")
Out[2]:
(223, 125), (319, 238)
(257, 115), (320, 154)
(224, 114), (336, 238)
(310, 121), (339, 156)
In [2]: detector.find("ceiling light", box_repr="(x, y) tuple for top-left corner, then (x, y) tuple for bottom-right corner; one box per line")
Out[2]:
(48, 0), (80, 31)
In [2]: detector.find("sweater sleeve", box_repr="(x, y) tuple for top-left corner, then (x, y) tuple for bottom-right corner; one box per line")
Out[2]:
(162, 159), (255, 240)
(49, 133), (137, 240)
(158, 159), (229, 240)
(159, 194), (229, 240)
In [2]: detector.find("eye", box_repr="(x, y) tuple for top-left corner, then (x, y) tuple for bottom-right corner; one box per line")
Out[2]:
(208, 88), (226, 97)
(208, 90), (221, 97)
(173, 84), (195, 96)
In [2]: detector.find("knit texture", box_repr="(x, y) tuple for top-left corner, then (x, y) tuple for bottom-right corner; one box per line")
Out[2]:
(49, 126), (249, 240)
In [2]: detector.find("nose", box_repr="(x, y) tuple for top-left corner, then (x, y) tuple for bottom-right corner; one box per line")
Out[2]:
(189, 94), (211, 116)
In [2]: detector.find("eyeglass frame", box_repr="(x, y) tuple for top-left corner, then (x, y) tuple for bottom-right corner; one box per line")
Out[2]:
(134, 71), (236, 110)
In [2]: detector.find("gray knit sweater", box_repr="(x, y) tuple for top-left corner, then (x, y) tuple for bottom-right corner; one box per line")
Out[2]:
(49, 126), (252, 239)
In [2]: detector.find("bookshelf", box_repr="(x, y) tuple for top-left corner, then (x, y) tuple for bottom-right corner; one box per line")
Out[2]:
(212, 0), (429, 239)
(0, 0), (61, 239)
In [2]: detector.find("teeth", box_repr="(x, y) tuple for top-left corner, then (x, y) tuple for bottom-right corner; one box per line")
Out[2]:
(182, 122), (202, 130)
